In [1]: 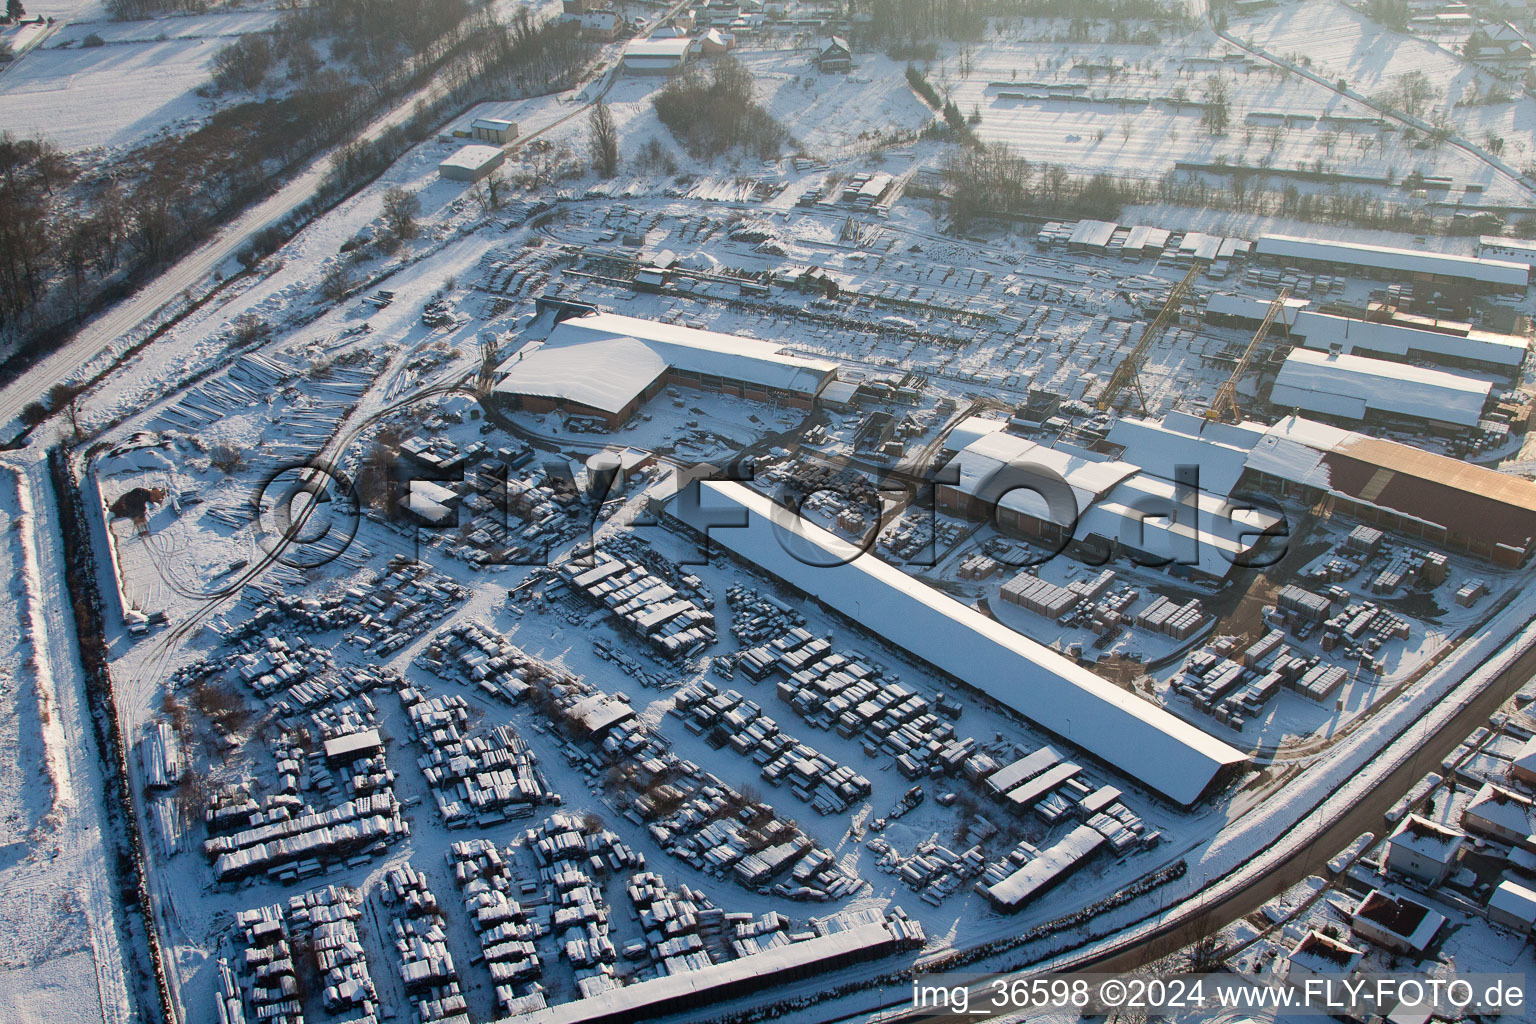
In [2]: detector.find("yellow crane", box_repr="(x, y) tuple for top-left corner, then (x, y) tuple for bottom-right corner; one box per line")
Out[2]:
(1206, 287), (1292, 423)
(1097, 262), (1201, 414)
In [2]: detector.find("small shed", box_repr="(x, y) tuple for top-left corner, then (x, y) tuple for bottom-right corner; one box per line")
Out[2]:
(471, 117), (517, 144)
(1488, 879), (1536, 932)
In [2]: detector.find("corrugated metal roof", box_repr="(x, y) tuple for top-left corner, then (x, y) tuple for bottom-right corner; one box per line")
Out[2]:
(1257, 233), (1528, 288)
(1271, 349), (1490, 427)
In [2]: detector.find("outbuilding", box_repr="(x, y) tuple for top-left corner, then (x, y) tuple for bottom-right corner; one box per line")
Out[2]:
(439, 144), (506, 182)
(622, 37), (692, 75)
(817, 36), (851, 72)
(471, 117), (517, 144)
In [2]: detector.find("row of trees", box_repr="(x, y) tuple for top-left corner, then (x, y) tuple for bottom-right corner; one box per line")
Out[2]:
(942, 138), (1464, 237)
(943, 141), (1143, 229)
(856, 0), (1189, 48)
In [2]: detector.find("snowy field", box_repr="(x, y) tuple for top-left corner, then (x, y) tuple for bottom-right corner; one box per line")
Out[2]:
(1233, 0), (1536, 174)
(0, 10), (280, 153)
(941, 24), (1528, 205)
(0, 460), (125, 1024)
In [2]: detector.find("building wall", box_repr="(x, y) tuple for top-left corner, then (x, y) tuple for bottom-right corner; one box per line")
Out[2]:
(1385, 837), (1455, 885)
(1254, 251), (1524, 296)
(498, 369), (816, 429)
(1239, 470), (1532, 567)
(1350, 915), (1413, 954)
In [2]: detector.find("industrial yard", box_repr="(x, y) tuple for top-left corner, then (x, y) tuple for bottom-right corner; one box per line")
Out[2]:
(7, 0), (1536, 1023)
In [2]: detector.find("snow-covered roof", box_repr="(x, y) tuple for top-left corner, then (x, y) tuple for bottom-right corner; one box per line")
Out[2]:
(472, 117), (515, 132)
(322, 728), (382, 762)
(410, 479), (458, 506)
(1204, 291), (1308, 325)
(1489, 879), (1536, 925)
(495, 336), (668, 415)
(439, 144), (504, 173)
(567, 694), (636, 736)
(1257, 233), (1529, 289)
(1464, 781), (1535, 839)
(1512, 735), (1536, 777)
(542, 313), (838, 397)
(1105, 414), (1260, 495)
(671, 481), (1248, 805)
(981, 822), (1105, 908)
(625, 37), (692, 58)
(1292, 310), (1527, 368)
(1388, 814), (1464, 864)
(945, 431), (1139, 526)
(405, 491), (454, 524)
(1479, 235), (1536, 265)
(1270, 348), (1491, 427)
(943, 415), (1010, 454)
(492, 914), (911, 1024)
(1078, 473), (1283, 579)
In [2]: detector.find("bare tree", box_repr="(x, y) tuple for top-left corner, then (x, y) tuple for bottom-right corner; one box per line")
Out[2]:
(471, 168), (507, 214)
(1202, 74), (1230, 135)
(381, 186), (420, 241)
(588, 99), (619, 178)
(320, 260), (354, 301)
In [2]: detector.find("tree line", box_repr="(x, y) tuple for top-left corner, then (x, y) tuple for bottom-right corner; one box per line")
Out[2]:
(943, 142), (1146, 228)
(855, 0), (1191, 47)
(0, 3), (595, 388)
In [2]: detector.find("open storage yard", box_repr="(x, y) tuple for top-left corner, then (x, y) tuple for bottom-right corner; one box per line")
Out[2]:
(9, 0), (1536, 1021)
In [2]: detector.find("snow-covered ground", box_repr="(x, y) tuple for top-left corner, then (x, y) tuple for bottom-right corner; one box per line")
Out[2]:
(0, 457), (131, 1024)
(10, 8), (1536, 1021)
(0, 10), (280, 153)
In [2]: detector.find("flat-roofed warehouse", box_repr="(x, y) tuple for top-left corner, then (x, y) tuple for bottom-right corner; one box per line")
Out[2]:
(1290, 309), (1528, 378)
(492, 313), (839, 428)
(1242, 415), (1536, 564)
(1254, 233), (1528, 295)
(1478, 235), (1536, 278)
(621, 37), (692, 74)
(491, 911), (922, 1024)
(669, 480), (1248, 805)
(438, 144), (506, 182)
(1269, 348), (1492, 432)
(1203, 291), (1307, 333)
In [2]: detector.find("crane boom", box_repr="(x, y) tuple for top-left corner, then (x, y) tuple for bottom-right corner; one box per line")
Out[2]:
(1098, 262), (1201, 414)
(1206, 287), (1291, 422)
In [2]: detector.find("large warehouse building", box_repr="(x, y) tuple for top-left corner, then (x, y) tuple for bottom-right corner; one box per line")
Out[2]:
(493, 313), (839, 427)
(1269, 348), (1492, 433)
(1290, 309), (1527, 378)
(668, 479), (1249, 805)
(1254, 234), (1528, 296)
(1242, 416), (1536, 565)
(935, 428), (1285, 579)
